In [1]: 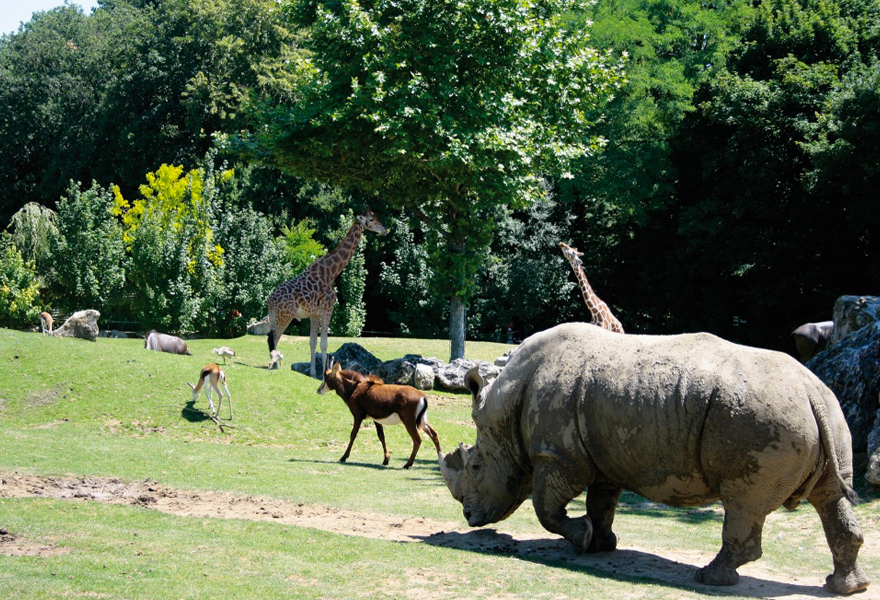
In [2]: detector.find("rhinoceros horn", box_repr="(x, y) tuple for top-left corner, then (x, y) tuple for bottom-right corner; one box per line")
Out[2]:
(438, 442), (470, 501)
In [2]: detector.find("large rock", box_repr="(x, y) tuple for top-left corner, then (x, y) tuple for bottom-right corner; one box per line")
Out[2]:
(53, 310), (100, 341)
(290, 342), (382, 377)
(247, 316), (271, 336)
(829, 295), (880, 345)
(810, 321), (880, 452)
(867, 409), (880, 485)
(373, 354), (445, 388)
(413, 364), (435, 390)
(435, 358), (501, 392)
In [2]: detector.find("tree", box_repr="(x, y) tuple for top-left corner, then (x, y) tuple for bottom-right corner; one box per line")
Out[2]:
(115, 162), (227, 332)
(7, 202), (58, 266)
(0, 233), (42, 327)
(0, 0), (301, 223)
(246, 0), (623, 359)
(45, 181), (127, 316)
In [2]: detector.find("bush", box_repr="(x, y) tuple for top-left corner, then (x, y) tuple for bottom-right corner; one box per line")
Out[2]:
(45, 182), (127, 315)
(0, 233), (42, 328)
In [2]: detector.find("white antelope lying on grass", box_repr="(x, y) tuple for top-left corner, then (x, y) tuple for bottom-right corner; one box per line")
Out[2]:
(318, 360), (441, 469)
(188, 363), (232, 419)
(212, 346), (236, 366)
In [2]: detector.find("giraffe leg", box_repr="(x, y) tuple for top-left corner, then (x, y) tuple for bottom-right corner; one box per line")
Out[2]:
(320, 308), (332, 379)
(309, 317), (319, 378)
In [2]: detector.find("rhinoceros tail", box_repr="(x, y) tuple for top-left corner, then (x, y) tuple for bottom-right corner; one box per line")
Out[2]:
(809, 390), (860, 505)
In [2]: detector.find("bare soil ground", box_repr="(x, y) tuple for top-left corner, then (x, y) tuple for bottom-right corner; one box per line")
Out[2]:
(0, 472), (873, 599)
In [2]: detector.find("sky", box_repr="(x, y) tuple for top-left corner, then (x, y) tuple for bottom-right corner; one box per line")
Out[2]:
(1, 0), (101, 36)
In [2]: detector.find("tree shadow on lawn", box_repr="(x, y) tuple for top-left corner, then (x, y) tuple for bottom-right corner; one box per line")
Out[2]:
(415, 528), (840, 599)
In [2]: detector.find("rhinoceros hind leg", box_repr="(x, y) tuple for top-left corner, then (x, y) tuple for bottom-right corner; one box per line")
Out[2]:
(585, 482), (622, 553)
(810, 490), (869, 594)
(697, 506), (765, 587)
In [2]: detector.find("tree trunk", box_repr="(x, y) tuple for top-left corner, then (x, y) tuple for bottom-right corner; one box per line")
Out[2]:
(449, 295), (466, 361)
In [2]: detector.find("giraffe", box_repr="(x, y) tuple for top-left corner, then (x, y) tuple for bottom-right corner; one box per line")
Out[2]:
(559, 242), (624, 333)
(267, 209), (387, 377)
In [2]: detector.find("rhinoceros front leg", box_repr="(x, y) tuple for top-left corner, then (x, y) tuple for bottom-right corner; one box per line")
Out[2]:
(531, 456), (591, 552)
(697, 505), (765, 586)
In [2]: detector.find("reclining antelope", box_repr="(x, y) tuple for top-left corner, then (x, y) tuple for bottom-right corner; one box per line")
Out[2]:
(188, 363), (232, 420)
(318, 360), (441, 469)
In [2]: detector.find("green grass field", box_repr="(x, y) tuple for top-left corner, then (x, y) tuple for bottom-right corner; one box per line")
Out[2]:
(0, 328), (877, 599)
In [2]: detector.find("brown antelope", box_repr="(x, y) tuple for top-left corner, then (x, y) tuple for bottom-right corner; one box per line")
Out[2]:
(39, 312), (53, 336)
(212, 346), (236, 366)
(318, 360), (441, 469)
(187, 363), (232, 419)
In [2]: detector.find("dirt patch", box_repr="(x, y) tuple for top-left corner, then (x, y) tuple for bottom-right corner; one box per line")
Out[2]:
(0, 472), (862, 599)
(0, 526), (67, 557)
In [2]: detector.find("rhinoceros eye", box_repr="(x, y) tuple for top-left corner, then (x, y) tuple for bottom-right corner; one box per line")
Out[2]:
(468, 455), (482, 474)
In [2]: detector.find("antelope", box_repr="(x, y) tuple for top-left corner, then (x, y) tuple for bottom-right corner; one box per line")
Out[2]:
(39, 312), (53, 336)
(145, 331), (191, 355)
(269, 349), (284, 370)
(187, 363), (232, 419)
(212, 346), (236, 366)
(318, 360), (441, 469)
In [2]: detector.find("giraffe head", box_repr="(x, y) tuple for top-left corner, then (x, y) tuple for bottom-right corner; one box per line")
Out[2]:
(358, 209), (388, 236)
(559, 242), (583, 266)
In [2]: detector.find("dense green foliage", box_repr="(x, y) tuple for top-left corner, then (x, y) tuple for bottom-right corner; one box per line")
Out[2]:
(0, 234), (42, 327)
(45, 182), (128, 316)
(246, 0), (624, 357)
(2, 0), (880, 351)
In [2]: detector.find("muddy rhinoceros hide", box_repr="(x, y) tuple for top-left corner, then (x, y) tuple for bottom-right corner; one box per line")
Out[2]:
(438, 323), (870, 595)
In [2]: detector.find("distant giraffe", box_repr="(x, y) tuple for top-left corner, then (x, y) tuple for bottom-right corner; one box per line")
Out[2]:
(267, 210), (387, 377)
(559, 242), (624, 333)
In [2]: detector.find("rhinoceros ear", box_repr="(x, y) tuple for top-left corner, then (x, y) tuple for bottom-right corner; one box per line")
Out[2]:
(465, 367), (484, 401)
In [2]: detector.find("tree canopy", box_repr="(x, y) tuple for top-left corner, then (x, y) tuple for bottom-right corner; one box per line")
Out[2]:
(246, 0), (624, 358)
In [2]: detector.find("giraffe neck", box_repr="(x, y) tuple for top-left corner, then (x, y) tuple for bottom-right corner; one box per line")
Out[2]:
(567, 258), (603, 323)
(322, 220), (366, 281)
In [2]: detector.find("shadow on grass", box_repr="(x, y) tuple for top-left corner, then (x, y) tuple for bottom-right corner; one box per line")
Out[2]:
(286, 455), (444, 474)
(181, 400), (210, 423)
(414, 528), (839, 599)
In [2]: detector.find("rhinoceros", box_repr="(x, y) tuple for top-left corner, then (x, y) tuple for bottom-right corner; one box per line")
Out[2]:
(439, 322), (869, 595)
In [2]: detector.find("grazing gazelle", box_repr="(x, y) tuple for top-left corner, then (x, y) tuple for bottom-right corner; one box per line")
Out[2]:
(187, 363), (232, 419)
(269, 349), (284, 370)
(39, 312), (53, 336)
(212, 346), (236, 366)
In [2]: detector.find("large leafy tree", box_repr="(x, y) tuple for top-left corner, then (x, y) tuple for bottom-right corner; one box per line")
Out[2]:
(0, 0), (300, 223)
(45, 182), (128, 316)
(247, 0), (623, 358)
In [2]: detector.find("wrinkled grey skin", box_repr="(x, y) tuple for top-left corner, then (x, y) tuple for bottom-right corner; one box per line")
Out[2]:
(439, 323), (869, 594)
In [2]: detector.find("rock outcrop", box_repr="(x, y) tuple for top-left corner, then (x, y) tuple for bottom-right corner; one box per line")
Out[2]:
(808, 295), (880, 485)
(52, 310), (100, 341)
(290, 342), (508, 391)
